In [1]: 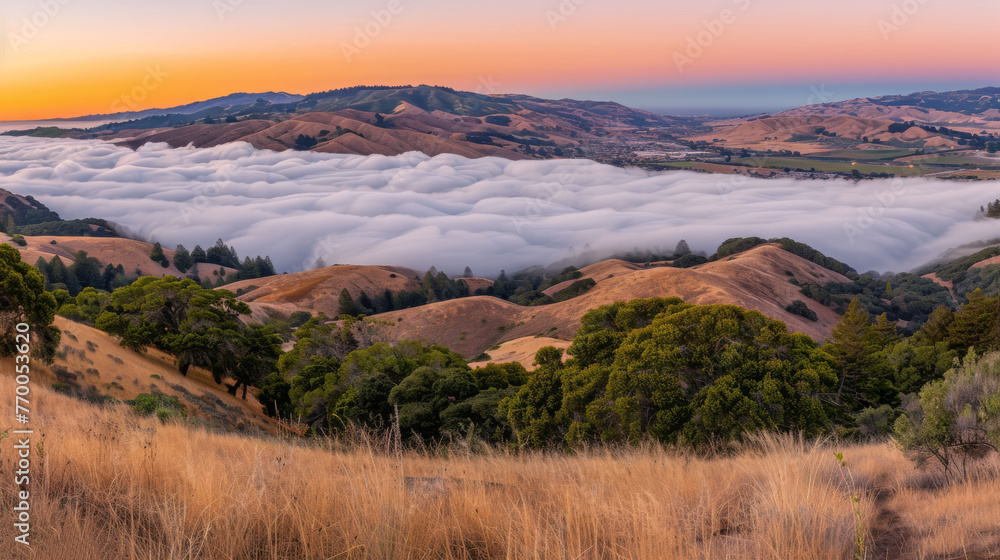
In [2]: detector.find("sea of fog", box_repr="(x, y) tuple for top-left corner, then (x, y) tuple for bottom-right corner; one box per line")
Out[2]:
(0, 136), (998, 277)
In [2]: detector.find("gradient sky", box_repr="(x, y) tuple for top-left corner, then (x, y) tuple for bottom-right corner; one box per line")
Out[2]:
(0, 0), (998, 120)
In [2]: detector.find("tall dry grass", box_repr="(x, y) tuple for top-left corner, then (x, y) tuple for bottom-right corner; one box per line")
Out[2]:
(0, 373), (997, 559)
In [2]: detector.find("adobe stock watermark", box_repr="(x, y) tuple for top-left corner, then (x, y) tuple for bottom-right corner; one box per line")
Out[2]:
(878, 0), (930, 40)
(466, 74), (502, 113)
(213, 0), (245, 21)
(341, 0), (411, 64)
(716, 172), (749, 203)
(511, 174), (568, 235)
(110, 66), (169, 113)
(673, 0), (751, 73)
(3, 0), (72, 56)
(844, 179), (905, 245)
(299, 237), (341, 273)
(807, 84), (836, 106)
(545, 0), (587, 30)
(178, 163), (236, 225)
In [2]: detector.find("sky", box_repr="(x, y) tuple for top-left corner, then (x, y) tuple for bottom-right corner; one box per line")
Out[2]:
(0, 0), (998, 119)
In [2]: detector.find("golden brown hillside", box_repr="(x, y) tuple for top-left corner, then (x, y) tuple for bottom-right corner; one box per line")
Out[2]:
(1, 233), (237, 278)
(371, 244), (845, 360)
(12, 316), (278, 433)
(107, 102), (590, 159)
(689, 114), (961, 153)
(226, 263), (422, 320)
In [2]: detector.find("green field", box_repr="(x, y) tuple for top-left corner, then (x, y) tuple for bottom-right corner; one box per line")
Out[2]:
(655, 162), (744, 174)
(812, 149), (915, 160)
(911, 155), (1000, 166)
(735, 157), (936, 176)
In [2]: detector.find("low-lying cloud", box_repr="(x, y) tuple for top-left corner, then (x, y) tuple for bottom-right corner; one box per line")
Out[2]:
(1, 137), (998, 277)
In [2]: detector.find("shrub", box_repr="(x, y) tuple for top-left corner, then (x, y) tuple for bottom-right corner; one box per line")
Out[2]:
(553, 278), (597, 302)
(289, 310), (313, 328)
(785, 300), (819, 322)
(894, 351), (1000, 480)
(672, 253), (708, 268)
(132, 393), (187, 421)
(294, 134), (318, 150)
(9, 234), (27, 246)
(485, 115), (512, 126)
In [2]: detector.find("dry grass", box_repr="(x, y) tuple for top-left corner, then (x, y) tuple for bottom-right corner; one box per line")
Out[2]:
(1, 373), (998, 559)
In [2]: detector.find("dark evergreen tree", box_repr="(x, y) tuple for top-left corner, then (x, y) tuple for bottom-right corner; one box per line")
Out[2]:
(149, 242), (168, 267)
(338, 289), (362, 317)
(191, 244), (207, 263)
(173, 244), (193, 274)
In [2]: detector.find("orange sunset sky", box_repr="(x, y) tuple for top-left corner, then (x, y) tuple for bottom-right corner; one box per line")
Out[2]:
(0, 0), (998, 120)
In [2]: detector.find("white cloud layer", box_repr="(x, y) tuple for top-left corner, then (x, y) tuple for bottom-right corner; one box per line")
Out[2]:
(1, 137), (999, 277)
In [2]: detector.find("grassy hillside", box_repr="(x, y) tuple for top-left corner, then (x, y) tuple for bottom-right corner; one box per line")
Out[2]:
(44, 316), (277, 433)
(1, 372), (997, 559)
(374, 244), (847, 359)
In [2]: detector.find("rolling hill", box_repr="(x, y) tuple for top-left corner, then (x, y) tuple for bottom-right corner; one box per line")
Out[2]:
(4, 316), (278, 434)
(691, 87), (1000, 155)
(227, 244), (847, 362)
(9, 85), (678, 160)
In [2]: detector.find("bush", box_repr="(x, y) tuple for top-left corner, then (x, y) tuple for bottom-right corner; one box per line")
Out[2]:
(132, 393), (187, 421)
(672, 253), (708, 268)
(289, 310), (313, 328)
(294, 134), (318, 150)
(552, 278), (597, 302)
(785, 300), (819, 322)
(485, 115), (512, 126)
(894, 351), (1000, 480)
(9, 234), (26, 246)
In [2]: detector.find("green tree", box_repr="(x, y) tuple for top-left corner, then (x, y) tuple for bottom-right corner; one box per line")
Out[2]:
(1, 214), (16, 235)
(501, 347), (567, 447)
(338, 288), (362, 317)
(228, 324), (282, 399)
(0, 244), (60, 362)
(604, 305), (838, 445)
(948, 289), (1000, 352)
(826, 299), (897, 408)
(173, 244), (193, 274)
(149, 242), (169, 268)
(96, 276), (251, 388)
(191, 245), (207, 263)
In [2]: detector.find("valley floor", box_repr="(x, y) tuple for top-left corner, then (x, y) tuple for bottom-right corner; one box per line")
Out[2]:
(2, 374), (999, 559)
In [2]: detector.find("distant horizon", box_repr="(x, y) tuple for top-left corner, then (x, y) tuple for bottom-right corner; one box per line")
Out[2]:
(1, 80), (998, 125)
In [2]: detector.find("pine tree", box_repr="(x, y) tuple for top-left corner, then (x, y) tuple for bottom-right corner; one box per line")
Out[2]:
(173, 244), (193, 274)
(34, 257), (51, 289)
(674, 239), (691, 257)
(47, 255), (70, 288)
(338, 289), (361, 317)
(829, 298), (872, 403)
(463, 266), (473, 278)
(191, 245), (207, 263)
(149, 242), (168, 267)
(1, 214), (15, 235)
(100, 264), (117, 291)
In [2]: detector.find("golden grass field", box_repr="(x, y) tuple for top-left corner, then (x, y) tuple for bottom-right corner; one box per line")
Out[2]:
(2, 370), (999, 560)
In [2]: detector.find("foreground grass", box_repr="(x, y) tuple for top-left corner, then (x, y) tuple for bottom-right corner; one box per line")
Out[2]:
(1, 374), (999, 559)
